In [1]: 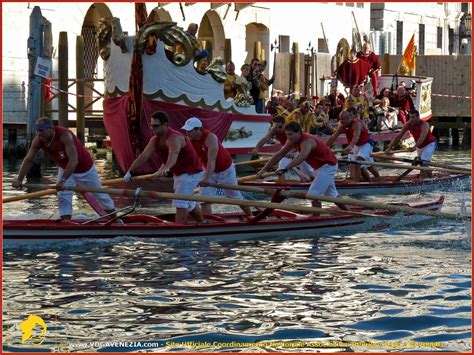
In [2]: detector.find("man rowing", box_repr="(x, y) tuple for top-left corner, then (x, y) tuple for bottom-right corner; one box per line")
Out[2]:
(250, 115), (314, 182)
(181, 117), (252, 217)
(123, 111), (204, 224)
(326, 108), (380, 182)
(256, 121), (348, 215)
(12, 116), (116, 220)
(385, 109), (437, 178)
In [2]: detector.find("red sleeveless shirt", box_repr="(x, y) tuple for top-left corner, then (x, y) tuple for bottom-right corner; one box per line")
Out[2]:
(191, 129), (232, 173)
(408, 122), (436, 148)
(294, 133), (338, 169)
(343, 119), (370, 146)
(155, 128), (202, 176)
(39, 126), (93, 173)
(274, 130), (287, 145)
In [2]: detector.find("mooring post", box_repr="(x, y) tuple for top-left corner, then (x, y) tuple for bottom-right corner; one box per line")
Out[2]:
(76, 35), (85, 145)
(58, 31), (68, 128)
(26, 6), (43, 177)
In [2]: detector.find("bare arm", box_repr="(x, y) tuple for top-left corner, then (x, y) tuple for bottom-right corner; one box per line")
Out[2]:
(128, 137), (157, 173)
(58, 132), (79, 182)
(346, 121), (362, 150)
(13, 137), (41, 187)
(416, 122), (430, 148)
(156, 135), (183, 175)
(251, 126), (276, 154)
(385, 122), (410, 152)
(203, 133), (219, 181)
(258, 141), (294, 174)
(325, 124), (344, 147)
(285, 139), (313, 171)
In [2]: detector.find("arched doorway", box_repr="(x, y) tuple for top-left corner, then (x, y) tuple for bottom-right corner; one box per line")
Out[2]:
(245, 22), (269, 69)
(81, 3), (112, 134)
(82, 3), (112, 79)
(197, 10), (225, 60)
(148, 7), (172, 22)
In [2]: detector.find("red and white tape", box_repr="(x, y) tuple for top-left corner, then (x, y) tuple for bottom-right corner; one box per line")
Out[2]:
(432, 93), (472, 99)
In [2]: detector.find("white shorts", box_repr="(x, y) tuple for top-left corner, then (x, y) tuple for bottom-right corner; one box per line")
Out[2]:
(308, 163), (339, 197)
(58, 165), (115, 217)
(417, 141), (436, 162)
(278, 157), (314, 180)
(172, 171), (202, 211)
(200, 165), (243, 199)
(349, 142), (374, 168)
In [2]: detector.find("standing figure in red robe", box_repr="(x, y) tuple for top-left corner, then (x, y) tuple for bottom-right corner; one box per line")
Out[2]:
(357, 42), (382, 94)
(336, 49), (371, 88)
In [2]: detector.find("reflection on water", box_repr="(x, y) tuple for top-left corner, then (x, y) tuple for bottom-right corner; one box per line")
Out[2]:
(2, 147), (472, 352)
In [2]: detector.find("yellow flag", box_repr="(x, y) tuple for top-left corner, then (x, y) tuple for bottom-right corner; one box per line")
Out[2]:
(398, 34), (416, 75)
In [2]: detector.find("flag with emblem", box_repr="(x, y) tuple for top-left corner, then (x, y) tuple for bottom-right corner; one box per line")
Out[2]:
(398, 34), (416, 75)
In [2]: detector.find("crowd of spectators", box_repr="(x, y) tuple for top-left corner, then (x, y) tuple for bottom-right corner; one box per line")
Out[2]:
(261, 80), (416, 137)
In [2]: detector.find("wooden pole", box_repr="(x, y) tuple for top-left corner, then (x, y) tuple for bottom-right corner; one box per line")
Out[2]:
(237, 171), (276, 182)
(23, 184), (382, 218)
(292, 42), (300, 98)
(76, 35), (85, 145)
(27, 6), (43, 146)
(382, 53), (390, 75)
(254, 41), (262, 60)
(375, 155), (471, 173)
(340, 159), (470, 175)
(58, 31), (68, 127)
(204, 182), (468, 222)
(234, 157), (271, 167)
(224, 38), (232, 64)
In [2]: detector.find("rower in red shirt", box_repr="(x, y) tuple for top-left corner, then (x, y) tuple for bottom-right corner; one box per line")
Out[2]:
(385, 109), (437, 178)
(12, 116), (116, 220)
(181, 117), (252, 217)
(326, 108), (381, 182)
(251, 116), (314, 182)
(257, 121), (348, 214)
(124, 111), (204, 224)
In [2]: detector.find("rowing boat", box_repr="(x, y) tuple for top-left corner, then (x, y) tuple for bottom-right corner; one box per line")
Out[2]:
(242, 173), (470, 196)
(3, 196), (444, 248)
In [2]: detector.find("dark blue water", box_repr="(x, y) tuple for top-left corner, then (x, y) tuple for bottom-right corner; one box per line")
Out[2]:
(2, 148), (471, 352)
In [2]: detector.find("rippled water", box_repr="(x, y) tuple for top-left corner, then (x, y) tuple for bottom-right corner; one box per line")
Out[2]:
(2, 147), (472, 352)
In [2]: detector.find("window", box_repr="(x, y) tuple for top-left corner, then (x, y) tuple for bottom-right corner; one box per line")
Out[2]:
(461, 3), (469, 13)
(419, 24), (425, 55)
(356, 3), (364, 8)
(448, 27), (454, 54)
(437, 27), (443, 49)
(346, 3), (354, 7)
(396, 21), (403, 55)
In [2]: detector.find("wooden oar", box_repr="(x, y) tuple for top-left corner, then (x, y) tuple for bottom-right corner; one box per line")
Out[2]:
(374, 155), (471, 173)
(204, 182), (469, 222)
(371, 149), (412, 156)
(234, 157), (271, 167)
(237, 171), (276, 182)
(339, 159), (470, 175)
(394, 168), (415, 182)
(23, 184), (383, 218)
(2, 173), (171, 203)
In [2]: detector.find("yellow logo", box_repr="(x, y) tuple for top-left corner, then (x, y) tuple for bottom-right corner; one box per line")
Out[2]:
(19, 315), (47, 345)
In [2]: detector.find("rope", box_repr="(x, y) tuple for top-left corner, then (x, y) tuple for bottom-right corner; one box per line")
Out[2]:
(42, 82), (103, 99)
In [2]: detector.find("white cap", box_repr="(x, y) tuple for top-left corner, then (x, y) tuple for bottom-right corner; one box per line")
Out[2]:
(181, 117), (203, 131)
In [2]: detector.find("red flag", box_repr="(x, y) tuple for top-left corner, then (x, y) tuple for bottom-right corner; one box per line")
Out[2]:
(44, 78), (54, 103)
(398, 34), (416, 75)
